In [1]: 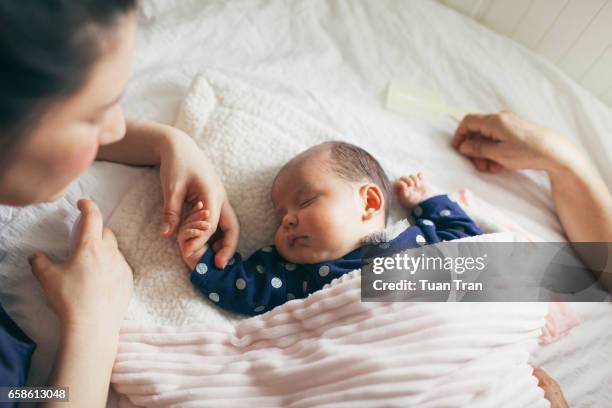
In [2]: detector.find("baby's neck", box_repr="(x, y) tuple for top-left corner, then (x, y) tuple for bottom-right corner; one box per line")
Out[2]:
(361, 219), (409, 246)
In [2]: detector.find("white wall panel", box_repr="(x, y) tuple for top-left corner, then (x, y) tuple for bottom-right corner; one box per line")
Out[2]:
(440, 0), (612, 108)
(581, 44), (612, 96)
(443, 0), (483, 17)
(535, 0), (606, 63)
(512, 0), (569, 49)
(601, 86), (612, 106)
(481, 0), (532, 37)
(558, 1), (612, 78)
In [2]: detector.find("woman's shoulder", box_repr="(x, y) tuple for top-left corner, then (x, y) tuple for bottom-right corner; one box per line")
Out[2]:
(0, 303), (36, 387)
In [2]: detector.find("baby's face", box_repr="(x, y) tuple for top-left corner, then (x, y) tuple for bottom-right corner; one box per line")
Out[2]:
(271, 148), (370, 264)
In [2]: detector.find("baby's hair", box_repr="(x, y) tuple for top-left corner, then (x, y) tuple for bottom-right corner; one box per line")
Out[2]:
(323, 141), (391, 221)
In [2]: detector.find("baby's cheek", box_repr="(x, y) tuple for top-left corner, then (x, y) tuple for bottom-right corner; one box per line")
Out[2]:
(310, 212), (343, 247)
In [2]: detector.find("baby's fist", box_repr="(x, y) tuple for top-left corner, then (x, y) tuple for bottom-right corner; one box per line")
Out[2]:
(178, 201), (211, 270)
(394, 173), (434, 209)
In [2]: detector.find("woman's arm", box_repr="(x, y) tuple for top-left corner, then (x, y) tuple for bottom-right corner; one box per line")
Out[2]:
(29, 200), (133, 408)
(45, 326), (119, 408)
(452, 112), (612, 289)
(545, 153), (612, 243)
(97, 119), (177, 165)
(453, 112), (612, 242)
(98, 119), (239, 268)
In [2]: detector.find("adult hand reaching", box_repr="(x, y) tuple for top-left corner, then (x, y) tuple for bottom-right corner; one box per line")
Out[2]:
(533, 367), (570, 408)
(157, 128), (239, 268)
(29, 199), (133, 407)
(451, 111), (612, 287)
(98, 120), (240, 269)
(29, 199), (133, 335)
(451, 112), (573, 173)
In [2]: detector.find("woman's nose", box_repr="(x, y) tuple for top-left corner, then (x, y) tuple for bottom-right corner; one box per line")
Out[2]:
(99, 105), (127, 146)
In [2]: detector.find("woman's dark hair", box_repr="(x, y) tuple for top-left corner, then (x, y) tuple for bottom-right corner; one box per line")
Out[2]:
(0, 0), (137, 162)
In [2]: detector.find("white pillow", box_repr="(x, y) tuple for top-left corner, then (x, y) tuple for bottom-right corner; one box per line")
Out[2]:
(176, 70), (342, 256)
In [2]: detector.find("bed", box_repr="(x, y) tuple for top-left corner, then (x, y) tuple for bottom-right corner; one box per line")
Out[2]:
(0, 0), (610, 406)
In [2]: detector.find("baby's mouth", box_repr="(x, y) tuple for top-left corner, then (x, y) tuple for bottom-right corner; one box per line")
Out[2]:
(288, 234), (308, 247)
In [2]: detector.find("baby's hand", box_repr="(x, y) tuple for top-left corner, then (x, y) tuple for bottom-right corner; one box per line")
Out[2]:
(394, 173), (434, 209)
(177, 201), (211, 270)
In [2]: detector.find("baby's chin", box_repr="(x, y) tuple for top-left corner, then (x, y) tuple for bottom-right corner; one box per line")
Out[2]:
(275, 241), (344, 265)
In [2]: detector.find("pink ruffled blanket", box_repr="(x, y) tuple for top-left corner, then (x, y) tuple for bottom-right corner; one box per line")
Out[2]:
(113, 272), (551, 408)
(452, 189), (579, 344)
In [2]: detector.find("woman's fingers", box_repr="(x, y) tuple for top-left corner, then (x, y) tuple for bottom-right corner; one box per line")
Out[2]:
(28, 251), (55, 281)
(75, 199), (104, 245)
(472, 157), (488, 172)
(161, 184), (186, 237)
(214, 202), (240, 269)
(452, 114), (488, 148)
(185, 209), (210, 224)
(488, 161), (503, 173)
(532, 367), (569, 408)
(452, 113), (506, 148)
(459, 135), (499, 160)
(103, 227), (118, 248)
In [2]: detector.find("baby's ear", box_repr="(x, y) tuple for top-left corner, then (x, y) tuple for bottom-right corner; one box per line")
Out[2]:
(360, 183), (384, 221)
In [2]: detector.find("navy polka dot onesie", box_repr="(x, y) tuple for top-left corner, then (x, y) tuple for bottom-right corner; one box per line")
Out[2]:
(191, 194), (482, 315)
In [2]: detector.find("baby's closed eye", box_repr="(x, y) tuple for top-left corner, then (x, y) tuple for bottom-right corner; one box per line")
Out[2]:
(299, 195), (317, 208)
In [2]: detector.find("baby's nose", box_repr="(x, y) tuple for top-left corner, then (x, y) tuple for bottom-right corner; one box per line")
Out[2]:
(282, 213), (298, 228)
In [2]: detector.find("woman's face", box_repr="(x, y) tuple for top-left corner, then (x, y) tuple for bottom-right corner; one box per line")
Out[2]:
(0, 13), (137, 206)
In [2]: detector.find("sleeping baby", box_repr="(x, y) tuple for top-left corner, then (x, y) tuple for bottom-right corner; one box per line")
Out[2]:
(177, 141), (482, 315)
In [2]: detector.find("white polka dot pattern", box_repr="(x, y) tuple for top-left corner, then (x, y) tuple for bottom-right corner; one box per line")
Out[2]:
(421, 219), (434, 226)
(271, 277), (283, 288)
(235, 278), (246, 290)
(285, 263), (296, 271)
(319, 265), (330, 277)
(208, 292), (220, 302)
(416, 235), (426, 246)
(440, 209), (451, 216)
(196, 263), (208, 274)
(256, 265), (265, 274)
(254, 306), (265, 312)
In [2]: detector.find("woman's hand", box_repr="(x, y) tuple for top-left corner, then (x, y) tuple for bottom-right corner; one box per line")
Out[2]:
(451, 112), (575, 173)
(533, 367), (570, 408)
(29, 199), (133, 407)
(451, 111), (612, 285)
(158, 129), (239, 269)
(98, 120), (240, 269)
(29, 199), (133, 334)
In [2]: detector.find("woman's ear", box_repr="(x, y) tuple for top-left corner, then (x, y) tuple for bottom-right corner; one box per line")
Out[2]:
(360, 183), (384, 221)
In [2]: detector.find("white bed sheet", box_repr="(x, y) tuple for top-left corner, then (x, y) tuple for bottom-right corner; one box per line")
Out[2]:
(0, 0), (610, 406)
